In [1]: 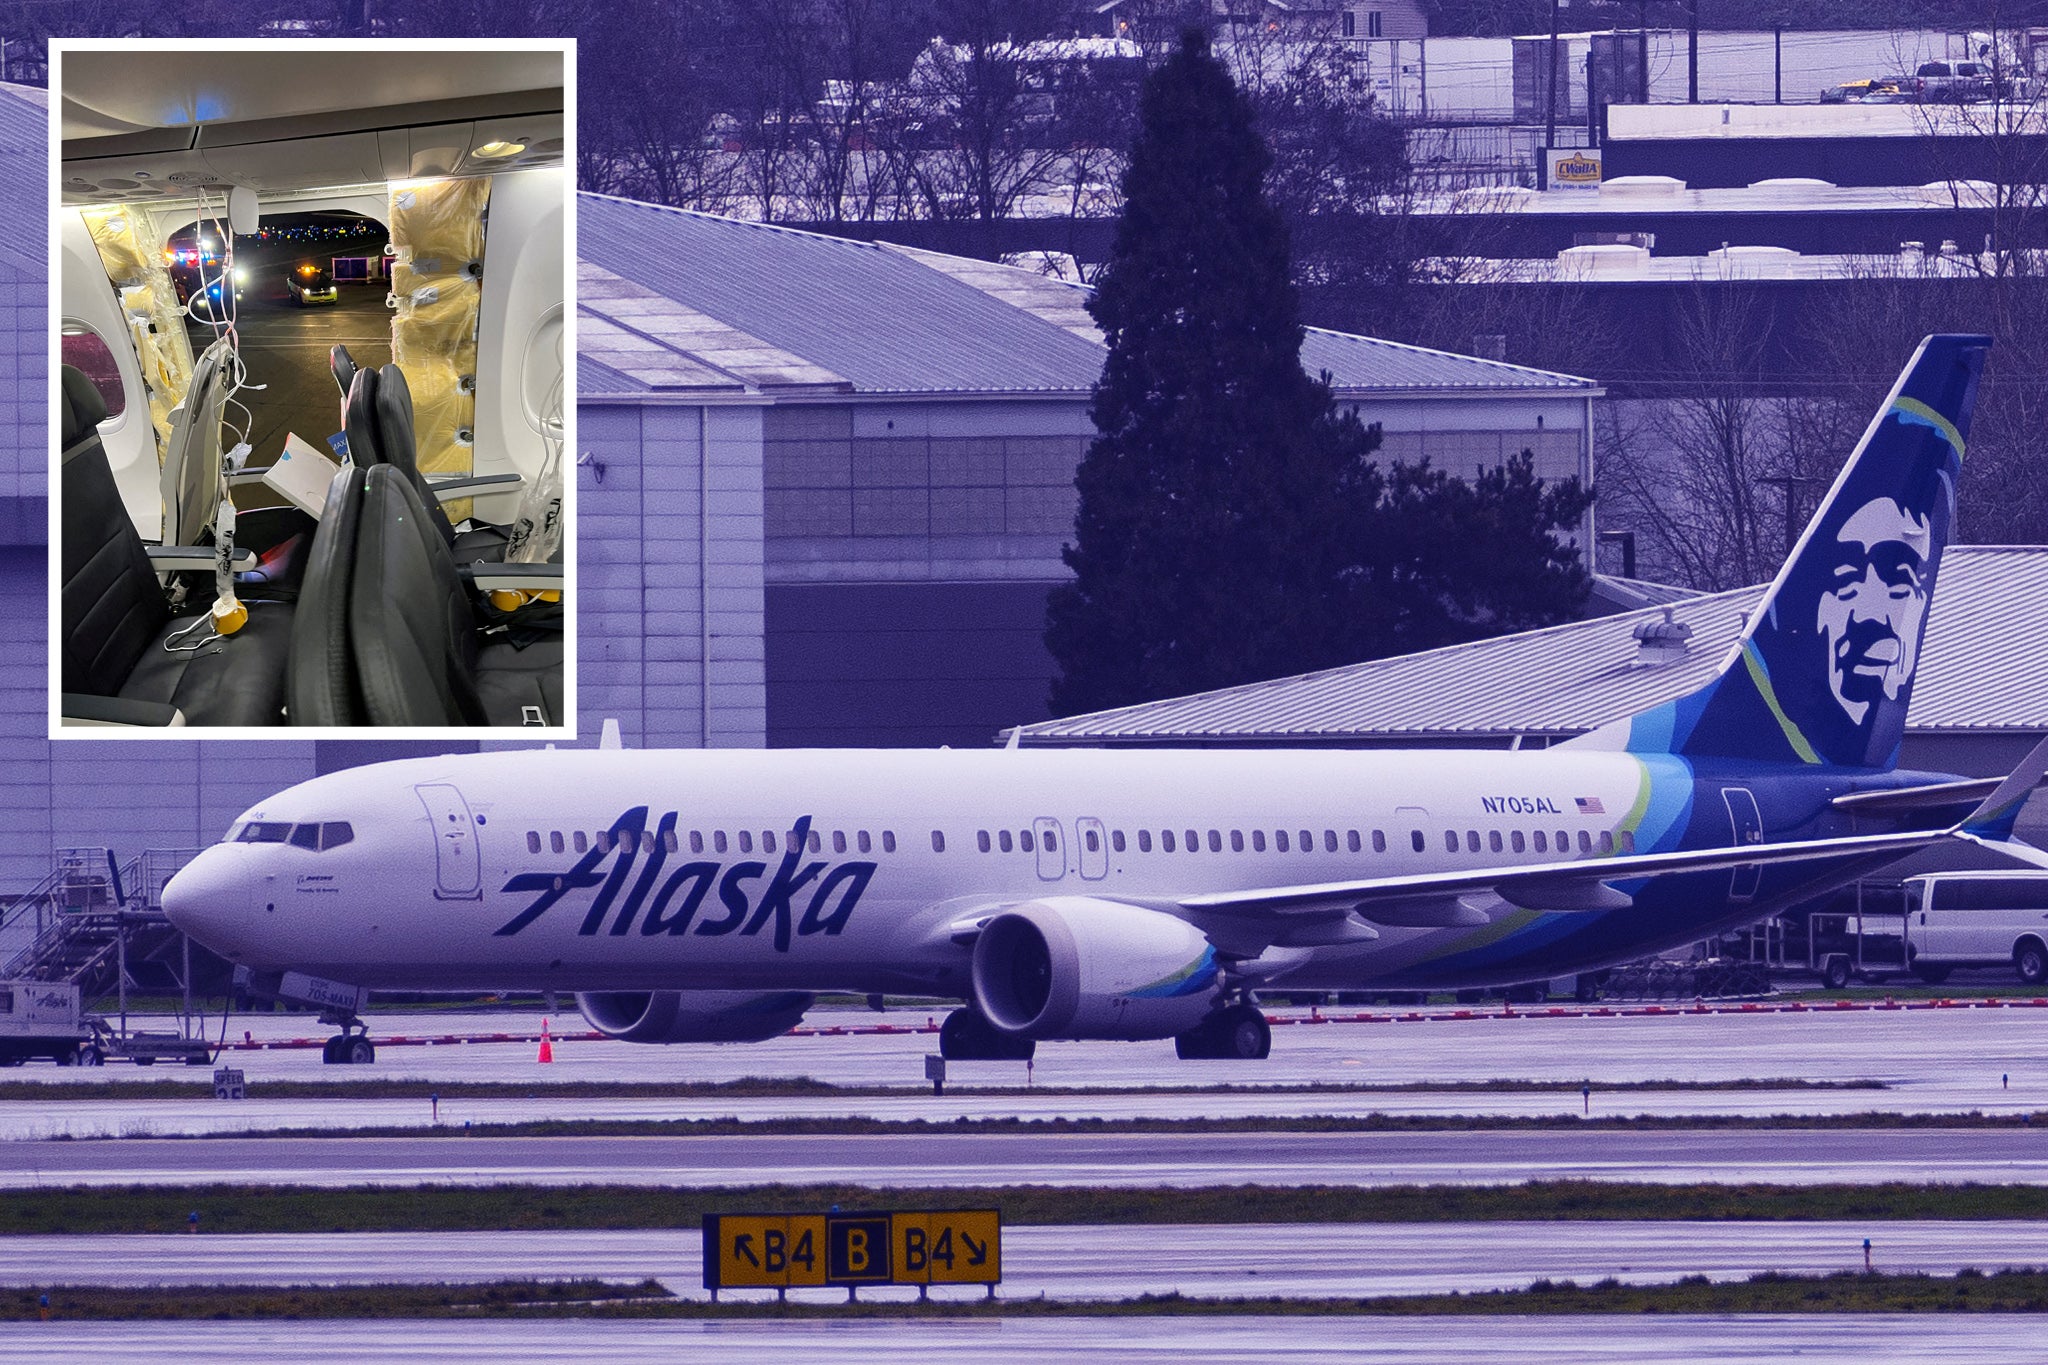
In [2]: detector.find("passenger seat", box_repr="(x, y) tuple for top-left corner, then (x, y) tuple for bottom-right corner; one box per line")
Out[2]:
(59, 366), (293, 726)
(350, 464), (561, 727)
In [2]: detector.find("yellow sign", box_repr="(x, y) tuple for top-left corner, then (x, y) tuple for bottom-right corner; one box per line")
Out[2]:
(893, 1209), (1001, 1285)
(702, 1214), (827, 1289)
(704, 1209), (1001, 1291)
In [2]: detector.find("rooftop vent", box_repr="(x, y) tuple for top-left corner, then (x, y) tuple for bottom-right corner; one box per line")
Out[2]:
(1632, 607), (1692, 665)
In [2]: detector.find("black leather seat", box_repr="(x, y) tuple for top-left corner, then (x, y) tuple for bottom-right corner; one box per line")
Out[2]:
(329, 343), (359, 397)
(351, 464), (561, 727)
(372, 363), (510, 563)
(285, 466), (367, 726)
(59, 365), (292, 727)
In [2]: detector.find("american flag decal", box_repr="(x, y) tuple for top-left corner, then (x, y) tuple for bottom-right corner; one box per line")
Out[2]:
(1575, 797), (1606, 815)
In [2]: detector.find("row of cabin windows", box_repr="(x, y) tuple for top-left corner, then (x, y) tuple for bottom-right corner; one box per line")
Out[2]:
(972, 826), (1630, 858)
(523, 828), (902, 857)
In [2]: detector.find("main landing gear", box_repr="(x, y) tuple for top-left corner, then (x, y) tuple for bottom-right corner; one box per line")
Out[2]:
(1175, 1001), (1271, 1060)
(938, 1008), (1036, 1061)
(319, 1010), (375, 1066)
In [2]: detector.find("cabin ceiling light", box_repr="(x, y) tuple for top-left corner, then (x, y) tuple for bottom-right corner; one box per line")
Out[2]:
(473, 140), (525, 159)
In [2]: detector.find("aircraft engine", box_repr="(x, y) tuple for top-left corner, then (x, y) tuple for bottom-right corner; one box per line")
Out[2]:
(970, 897), (1221, 1041)
(574, 990), (814, 1044)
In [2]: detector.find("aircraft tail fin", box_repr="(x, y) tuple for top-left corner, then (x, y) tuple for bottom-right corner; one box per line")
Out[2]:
(1576, 334), (1989, 772)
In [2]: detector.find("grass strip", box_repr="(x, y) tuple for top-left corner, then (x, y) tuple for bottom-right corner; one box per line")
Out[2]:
(0, 1077), (1886, 1103)
(12, 1180), (2048, 1236)
(14, 1269), (2048, 1319)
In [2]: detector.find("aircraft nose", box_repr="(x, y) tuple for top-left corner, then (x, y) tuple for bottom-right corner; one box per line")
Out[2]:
(161, 847), (248, 953)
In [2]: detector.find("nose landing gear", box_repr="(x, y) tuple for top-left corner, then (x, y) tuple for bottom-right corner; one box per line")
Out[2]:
(319, 1010), (376, 1065)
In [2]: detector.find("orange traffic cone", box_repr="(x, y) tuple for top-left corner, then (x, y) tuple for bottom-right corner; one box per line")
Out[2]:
(537, 1018), (554, 1064)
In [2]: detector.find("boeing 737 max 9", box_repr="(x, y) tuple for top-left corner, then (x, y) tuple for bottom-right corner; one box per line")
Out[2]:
(163, 335), (2048, 1063)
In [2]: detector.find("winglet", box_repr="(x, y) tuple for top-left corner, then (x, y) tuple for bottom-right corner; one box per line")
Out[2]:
(1959, 732), (2048, 839)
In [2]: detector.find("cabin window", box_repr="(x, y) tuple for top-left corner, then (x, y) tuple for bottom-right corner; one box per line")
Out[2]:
(686, 831), (701, 854)
(1209, 830), (1222, 853)
(1038, 831), (1051, 852)
(1372, 830), (1387, 853)
(1112, 830), (1126, 853)
(833, 831), (847, 854)
(1617, 830), (1636, 853)
(1163, 830), (1177, 853)
(1347, 830), (1361, 853)
(1410, 830), (1425, 853)
(736, 831), (751, 854)
(574, 831), (589, 853)
(1086, 829), (1100, 852)
(1555, 830), (1568, 852)
(1319, 830), (1333, 853)
(1466, 831), (1481, 853)
(713, 831), (728, 854)
(857, 831), (872, 854)
(61, 326), (129, 418)
(663, 829), (679, 853)
(808, 829), (822, 853)
(762, 832), (777, 854)
(1597, 830), (1613, 854)
(552, 831), (566, 854)
(1276, 830), (1289, 852)
(1511, 831), (1526, 854)
(1489, 830), (1503, 853)
(1230, 830), (1244, 853)
(1253, 830), (1267, 852)
(883, 831), (897, 853)
(1300, 830), (1313, 853)
(1444, 830), (1458, 853)
(1139, 830), (1153, 853)
(525, 831), (541, 854)
(999, 830), (1014, 853)
(1533, 831), (1548, 854)
(596, 831), (613, 854)
(1022, 830), (1036, 853)
(1186, 829), (1199, 852)
(932, 831), (946, 853)
(1578, 830), (1593, 853)
(977, 830), (991, 853)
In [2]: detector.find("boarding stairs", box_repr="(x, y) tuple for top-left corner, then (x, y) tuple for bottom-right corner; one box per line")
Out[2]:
(0, 848), (201, 1000)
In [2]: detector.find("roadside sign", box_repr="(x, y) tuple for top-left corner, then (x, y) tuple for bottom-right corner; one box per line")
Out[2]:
(704, 1209), (1001, 1292)
(702, 1214), (826, 1290)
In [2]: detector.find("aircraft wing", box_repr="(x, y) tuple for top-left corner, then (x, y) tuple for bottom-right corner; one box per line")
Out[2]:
(1178, 826), (1956, 922)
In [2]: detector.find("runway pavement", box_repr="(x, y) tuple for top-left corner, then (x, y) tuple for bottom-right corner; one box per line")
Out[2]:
(9, 1128), (2048, 1189)
(3, 1222), (2042, 1300)
(2, 1316), (2039, 1363)
(11, 1004), (2048, 1127)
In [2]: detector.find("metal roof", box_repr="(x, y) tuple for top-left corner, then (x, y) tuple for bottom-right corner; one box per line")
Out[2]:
(0, 87), (47, 274)
(576, 193), (1599, 400)
(1015, 546), (2048, 746)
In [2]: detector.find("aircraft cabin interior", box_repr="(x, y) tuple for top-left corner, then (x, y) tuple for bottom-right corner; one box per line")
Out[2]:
(56, 45), (568, 730)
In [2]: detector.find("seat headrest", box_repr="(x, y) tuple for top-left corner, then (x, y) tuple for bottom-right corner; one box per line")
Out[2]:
(60, 366), (108, 453)
(343, 366), (384, 466)
(374, 364), (418, 477)
(330, 343), (359, 397)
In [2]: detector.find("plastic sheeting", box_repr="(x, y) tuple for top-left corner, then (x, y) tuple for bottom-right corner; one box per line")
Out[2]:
(82, 205), (195, 459)
(399, 356), (477, 522)
(388, 177), (490, 485)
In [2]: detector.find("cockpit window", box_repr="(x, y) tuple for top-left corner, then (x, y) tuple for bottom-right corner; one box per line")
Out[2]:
(237, 822), (294, 843)
(283, 821), (356, 851)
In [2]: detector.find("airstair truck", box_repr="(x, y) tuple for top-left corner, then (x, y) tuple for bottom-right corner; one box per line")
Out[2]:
(0, 980), (93, 1066)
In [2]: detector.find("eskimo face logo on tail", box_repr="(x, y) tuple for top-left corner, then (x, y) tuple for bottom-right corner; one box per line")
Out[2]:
(1817, 497), (1931, 727)
(492, 811), (874, 951)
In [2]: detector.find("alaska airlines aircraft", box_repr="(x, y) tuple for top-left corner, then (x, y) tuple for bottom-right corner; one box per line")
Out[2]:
(163, 335), (2048, 1063)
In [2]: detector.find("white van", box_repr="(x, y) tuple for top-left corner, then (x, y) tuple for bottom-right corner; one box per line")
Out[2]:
(1902, 873), (2048, 985)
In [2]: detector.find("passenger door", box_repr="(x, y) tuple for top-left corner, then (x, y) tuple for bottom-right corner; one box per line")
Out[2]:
(1722, 787), (1764, 903)
(416, 784), (481, 900)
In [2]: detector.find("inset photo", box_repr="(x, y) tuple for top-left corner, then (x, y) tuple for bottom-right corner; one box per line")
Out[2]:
(54, 40), (571, 733)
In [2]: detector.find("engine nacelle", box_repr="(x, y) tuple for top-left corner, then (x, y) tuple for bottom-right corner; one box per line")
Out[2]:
(970, 897), (1221, 1041)
(575, 990), (814, 1044)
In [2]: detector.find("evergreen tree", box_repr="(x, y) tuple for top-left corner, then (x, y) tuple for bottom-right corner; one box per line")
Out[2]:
(1047, 30), (1591, 717)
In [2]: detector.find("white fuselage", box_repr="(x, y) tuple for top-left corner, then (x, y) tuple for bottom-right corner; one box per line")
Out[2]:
(165, 745), (1731, 995)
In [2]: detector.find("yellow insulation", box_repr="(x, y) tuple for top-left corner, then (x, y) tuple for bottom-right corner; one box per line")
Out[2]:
(399, 356), (477, 523)
(387, 177), (490, 487)
(81, 206), (194, 459)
